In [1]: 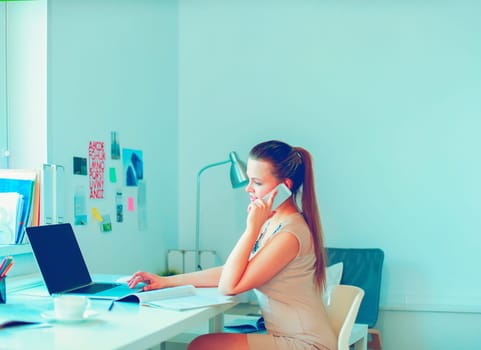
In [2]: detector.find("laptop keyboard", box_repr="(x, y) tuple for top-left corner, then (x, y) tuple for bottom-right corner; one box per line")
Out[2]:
(68, 283), (120, 294)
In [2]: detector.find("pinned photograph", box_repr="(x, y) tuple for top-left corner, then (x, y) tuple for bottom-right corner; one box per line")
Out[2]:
(111, 131), (121, 160)
(122, 149), (143, 187)
(73, 157), (87, 175)
(101, 215), (112, 232)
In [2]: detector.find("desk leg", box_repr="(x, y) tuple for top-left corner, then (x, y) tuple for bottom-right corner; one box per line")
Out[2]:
(209, 313), (224, 333)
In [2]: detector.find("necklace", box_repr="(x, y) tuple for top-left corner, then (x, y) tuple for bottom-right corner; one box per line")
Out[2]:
(252, 220), (283, 254)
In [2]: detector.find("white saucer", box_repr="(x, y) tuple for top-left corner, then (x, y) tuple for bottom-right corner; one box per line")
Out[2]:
(41, 310), (100, 323)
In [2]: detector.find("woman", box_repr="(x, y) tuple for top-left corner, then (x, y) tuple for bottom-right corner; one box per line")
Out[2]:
(128, 140), (336, 350)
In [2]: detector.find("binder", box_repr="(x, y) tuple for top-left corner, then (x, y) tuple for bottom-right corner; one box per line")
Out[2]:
(0, 169), (38, 244)
(0, 193), (24, 244)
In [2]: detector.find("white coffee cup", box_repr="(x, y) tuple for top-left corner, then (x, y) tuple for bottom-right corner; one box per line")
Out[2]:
(53, 295), (90, 320)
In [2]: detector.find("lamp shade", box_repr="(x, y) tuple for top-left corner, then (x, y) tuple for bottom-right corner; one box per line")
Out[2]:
(229, 151), (248, 188)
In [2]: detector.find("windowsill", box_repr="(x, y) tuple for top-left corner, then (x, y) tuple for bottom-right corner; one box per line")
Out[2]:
(0, 244), (39, 281)
(7, 272), (43, 293)
(0, 243), (32, 256)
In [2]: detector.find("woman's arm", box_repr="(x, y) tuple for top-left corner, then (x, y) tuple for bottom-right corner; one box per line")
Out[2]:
(218, 198), (299, 295)
(219, 230), (299, 295)
(128, 266), (223, 291)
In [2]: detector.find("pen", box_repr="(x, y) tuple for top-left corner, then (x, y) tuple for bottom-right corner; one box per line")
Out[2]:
(0, 258), (13, 278)
(0, 262), (13, 279)
(0, 256), (11, 272)
(108, 300), (115, 311)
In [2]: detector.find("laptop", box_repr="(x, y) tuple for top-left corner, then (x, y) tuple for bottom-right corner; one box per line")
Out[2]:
(26, 223), (142, 299)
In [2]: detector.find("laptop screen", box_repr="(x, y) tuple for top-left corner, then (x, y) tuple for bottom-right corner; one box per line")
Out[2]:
(26, 223), (92, 294)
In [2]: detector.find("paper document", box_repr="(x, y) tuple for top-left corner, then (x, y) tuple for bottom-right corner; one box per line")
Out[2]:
(117, 285), (235, 310)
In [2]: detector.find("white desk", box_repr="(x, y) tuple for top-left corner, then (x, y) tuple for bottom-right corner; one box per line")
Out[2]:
(0, 286), (234, 350)
(1, 276), (367, 350)
(167, 306), (368, 350)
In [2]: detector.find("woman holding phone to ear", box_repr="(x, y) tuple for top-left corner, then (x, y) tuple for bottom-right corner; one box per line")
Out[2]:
(129, 140), (336, 350)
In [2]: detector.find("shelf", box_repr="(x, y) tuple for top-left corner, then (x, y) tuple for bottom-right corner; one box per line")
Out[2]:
(0, 244), (32, 256)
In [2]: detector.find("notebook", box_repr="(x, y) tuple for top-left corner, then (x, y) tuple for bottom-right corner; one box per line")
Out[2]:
(26, 223), (142, 299)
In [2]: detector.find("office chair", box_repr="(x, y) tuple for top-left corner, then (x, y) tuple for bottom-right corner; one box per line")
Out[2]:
(326, 248), (384, 350)
(326, 285), (365, 350)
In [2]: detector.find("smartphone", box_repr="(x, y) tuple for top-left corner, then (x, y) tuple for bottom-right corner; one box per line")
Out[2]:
(263, 183), (292, 210)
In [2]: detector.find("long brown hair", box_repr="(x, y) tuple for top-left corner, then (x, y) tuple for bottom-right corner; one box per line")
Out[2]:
(249, 140), (327, 289)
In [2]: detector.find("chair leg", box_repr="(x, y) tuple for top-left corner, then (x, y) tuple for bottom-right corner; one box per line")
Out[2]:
(368, 328), (382, 350)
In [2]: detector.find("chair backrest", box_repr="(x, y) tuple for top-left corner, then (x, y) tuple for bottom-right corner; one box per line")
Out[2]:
(326, 285), (365, 350)
(326, 247), (384, 327)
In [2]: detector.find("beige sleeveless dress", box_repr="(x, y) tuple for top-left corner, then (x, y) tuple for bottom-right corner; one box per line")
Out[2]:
(246, 213), (337, 350)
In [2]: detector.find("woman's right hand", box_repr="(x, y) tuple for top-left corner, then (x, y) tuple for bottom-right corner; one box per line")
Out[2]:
(127, 271), (167, 291)
(246, 189), (276, 231)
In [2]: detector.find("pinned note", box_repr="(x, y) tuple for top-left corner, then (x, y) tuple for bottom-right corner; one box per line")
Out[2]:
(109, 167), (117, 183)
(92, 207), (103, 222)
(127, 197), (135, 212)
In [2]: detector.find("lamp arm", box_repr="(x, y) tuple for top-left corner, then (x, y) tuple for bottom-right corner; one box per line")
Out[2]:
(195, 159), (230, 270)
(197, 159), (231, 180)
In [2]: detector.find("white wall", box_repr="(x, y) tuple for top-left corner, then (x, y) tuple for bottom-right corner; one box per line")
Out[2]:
(178, 1), (481, 349)
(46, 0), (179, 275)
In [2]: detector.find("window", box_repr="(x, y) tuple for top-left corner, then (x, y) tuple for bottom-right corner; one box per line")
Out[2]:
(0, 0), (47, 170)
(0, 1), (46, 258)
(0, 3), (7, 169)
